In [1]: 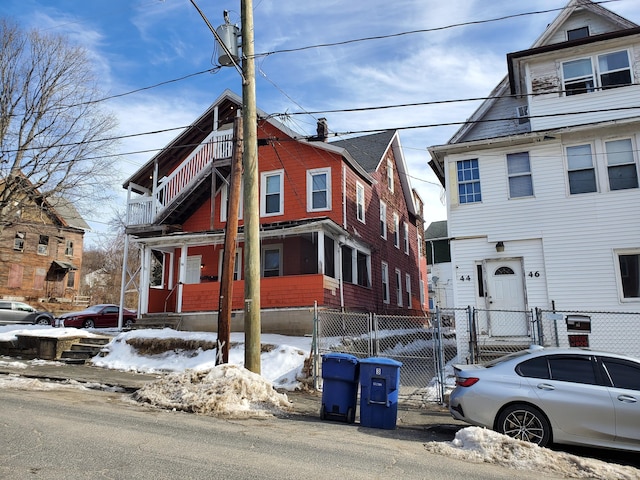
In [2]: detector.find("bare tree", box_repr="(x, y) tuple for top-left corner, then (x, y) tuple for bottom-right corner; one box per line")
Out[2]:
(0, 18), (118, 227)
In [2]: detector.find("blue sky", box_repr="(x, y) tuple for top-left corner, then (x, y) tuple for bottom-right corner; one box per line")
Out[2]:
(2, 0), (640, 246)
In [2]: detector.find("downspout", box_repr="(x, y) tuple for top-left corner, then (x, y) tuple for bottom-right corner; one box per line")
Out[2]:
(338, 237), (345, 311)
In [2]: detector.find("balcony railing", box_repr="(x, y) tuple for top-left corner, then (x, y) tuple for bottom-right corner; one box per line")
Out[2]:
(126, 129), (234, 226)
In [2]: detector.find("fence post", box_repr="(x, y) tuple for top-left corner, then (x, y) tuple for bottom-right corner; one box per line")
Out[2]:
(312, 301), (320, 390)
(434, 306), (446, 404)
(467, 306), (476, 363)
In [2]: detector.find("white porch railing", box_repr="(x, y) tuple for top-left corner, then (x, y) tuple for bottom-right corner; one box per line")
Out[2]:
(126, 130), (234, 226)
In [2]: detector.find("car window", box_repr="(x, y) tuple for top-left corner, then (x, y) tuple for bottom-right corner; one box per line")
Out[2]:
(15, 303), (34, 312)
(0, 302), (11, 309)
(548, 356), (597, 384)
(517, 357), (551, 379)
(600, 357), (640, 390)
(105, 306), (118, 314)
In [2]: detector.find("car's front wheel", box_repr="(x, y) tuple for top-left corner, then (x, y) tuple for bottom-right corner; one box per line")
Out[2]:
(83, 319), (95, 328)
(35, 317), (51, 326)
(124, 318), (133, 329)
(496, 404), (551, 447)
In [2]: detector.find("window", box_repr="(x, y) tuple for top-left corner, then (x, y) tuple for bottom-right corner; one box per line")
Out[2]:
(562, 50), (631, 95)
(37, 235), (49, 255)
(324, 236), (335, 278)
(356, 182), (365, 223)
(618, 252), (640, 299)
(260, 170), (284, 216)
(403, 222), (409, 254)
(67, 272), (75, 288)
(261, 245), (282, 277)
(457, 159), (481, 203)
(387, 159), (394, 193)
(341, 245), (353, 283)
(218, 248), (242, 281)
(356, 251), (370, 288)
(507, 152), (534, 198)
(605, 139), (639, 191)
(566, 144), (597, 194)
(381, 262), (389, 304)
(417, 234), (423, 258)
(405, 273), (411, 308)
(567, 26), (589, 41)
(65, 240), (74, 257)
(220, 181), (244, 222)
(601, 358), (640, 390)
(395, 268), (403, 307)
(379, 201), (387, 239)
(307, 168), (331, 211)
(13, 232), (25, 252)
(393, 213), (400, 248)
(548, 356), (597, 384)
(419, 277), (425, 306)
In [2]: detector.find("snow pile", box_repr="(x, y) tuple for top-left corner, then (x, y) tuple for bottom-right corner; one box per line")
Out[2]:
(425, 427), (640, 479)
(0, 324), (102, 342)
(91, 329), (311, 391)
(133, 363), (293, 419)
(0, 374), (122, 392)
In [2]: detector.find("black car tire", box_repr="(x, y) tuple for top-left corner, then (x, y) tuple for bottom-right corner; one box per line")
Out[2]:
(83, 319), (95, 328)
(124, 318), (134, 328)
(35, 317), (51, 325)
(496, 404), (552, 447)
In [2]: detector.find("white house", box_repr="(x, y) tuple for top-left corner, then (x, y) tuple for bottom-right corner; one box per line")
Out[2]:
(428, 0), (640, 359)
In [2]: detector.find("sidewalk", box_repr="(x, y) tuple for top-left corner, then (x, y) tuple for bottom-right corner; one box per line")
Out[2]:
(0, 359), (459, 431)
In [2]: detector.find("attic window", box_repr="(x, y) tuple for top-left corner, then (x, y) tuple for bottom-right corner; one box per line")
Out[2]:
(567, 26), (589, 41)
(37, 235), (49, 256)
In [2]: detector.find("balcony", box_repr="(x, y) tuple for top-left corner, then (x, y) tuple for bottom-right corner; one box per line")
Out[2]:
(126, 129), (234, 226)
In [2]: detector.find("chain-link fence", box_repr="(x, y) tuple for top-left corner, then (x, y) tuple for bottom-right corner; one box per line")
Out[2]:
(313, 308), (457, 406)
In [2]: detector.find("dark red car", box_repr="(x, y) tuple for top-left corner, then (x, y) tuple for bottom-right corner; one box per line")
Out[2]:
(56, 304), (136, 329)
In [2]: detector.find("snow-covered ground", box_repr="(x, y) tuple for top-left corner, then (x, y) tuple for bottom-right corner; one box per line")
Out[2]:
(1, 324), (639, 479)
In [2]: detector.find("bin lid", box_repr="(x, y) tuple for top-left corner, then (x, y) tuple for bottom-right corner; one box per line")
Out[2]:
(359, 357), (402, 367)
(322, 352), (359, 364)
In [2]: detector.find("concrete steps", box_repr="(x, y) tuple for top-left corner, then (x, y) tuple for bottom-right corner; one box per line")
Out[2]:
(60, 337), (112, 364)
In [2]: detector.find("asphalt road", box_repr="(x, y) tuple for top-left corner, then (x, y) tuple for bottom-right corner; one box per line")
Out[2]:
(0, 386), (550, 480)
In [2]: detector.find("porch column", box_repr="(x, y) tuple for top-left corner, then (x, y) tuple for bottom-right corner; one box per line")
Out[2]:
(317, 231), (325, 274)
(177, 244), (188, 313)
(167, 251), (175, 290)
(139, 245), (152, 315)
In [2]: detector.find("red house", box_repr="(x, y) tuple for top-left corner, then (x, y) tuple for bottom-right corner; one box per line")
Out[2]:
(122, 90), (428, 334)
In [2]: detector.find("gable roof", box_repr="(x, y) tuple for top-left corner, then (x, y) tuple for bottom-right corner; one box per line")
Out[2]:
(45, 196), (91, 231)
(332, 130), (417, 216)
(443, 0), (637, 147)
(425, 220), (448, 240)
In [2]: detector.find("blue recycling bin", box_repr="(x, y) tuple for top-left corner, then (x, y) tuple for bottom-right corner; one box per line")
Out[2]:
(320, 352), (359, 423)
(359, 357), (402, 429)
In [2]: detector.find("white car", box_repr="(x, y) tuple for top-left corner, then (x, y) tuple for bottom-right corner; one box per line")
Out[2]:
(449, 346), (640, 451)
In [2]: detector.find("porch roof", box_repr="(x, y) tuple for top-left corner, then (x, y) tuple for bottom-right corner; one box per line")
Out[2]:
(131, 218), (349, 249)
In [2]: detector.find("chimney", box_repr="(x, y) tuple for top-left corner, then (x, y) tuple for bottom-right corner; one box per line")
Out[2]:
(316, 118), (328, 142)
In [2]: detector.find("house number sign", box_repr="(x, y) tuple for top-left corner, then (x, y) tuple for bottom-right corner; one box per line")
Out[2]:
(528, 271), (540, 277)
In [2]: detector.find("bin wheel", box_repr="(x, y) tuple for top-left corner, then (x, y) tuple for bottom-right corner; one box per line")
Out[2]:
(320, 405), (327, 421)
(347, 407), (355, 424)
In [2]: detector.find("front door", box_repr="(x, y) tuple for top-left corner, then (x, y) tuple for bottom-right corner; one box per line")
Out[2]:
(484, 258), (528, 336)
(185, 255), (202, 284)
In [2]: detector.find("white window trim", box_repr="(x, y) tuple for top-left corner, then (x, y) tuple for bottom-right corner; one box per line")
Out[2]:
(395, 268), (403, 307)
(614, 248), (640, 302)
(220, 180), (244, 222)
(260, 170), (284, 217)
(403, 222), (409, 254)
(356, 181), (366, 224)
(261, 244), (283, 277)
(393, 213), (400, 248)
(382, 262), (389, 304)
(306, 167), (331, 212)
(565, 143), (598, 195)
(387, 159), (394, 193)
(417, 234), (423, 259)
(419, 278), (425, 306)
(218, 247), (243, 281)
(561, 49), (632, 95)
(405, 273), (411, 309)
(380, 201), (387, 240)
(604, 137), (639, 192)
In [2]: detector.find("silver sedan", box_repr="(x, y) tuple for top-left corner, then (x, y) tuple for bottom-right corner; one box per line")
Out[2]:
(449, 346), (640, 451)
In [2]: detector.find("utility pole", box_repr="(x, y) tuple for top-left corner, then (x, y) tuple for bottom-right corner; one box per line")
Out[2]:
(241, 0), (261, 374)
(217, 116), (243, 364)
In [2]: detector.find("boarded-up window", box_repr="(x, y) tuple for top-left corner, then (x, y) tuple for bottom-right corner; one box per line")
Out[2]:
(34, 268), (46, 290)
(8, 264), (24, 288)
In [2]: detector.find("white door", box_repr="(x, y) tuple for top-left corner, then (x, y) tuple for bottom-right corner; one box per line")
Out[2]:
(484, 259), (528, 336)
(185, 255), (202, 284)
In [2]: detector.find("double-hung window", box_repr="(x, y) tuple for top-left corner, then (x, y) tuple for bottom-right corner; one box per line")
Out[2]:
(562, 50), (631, 95)
(457, 159), (481, 203)
(395, 268), (403, 307)
(307, 168), (331, 211)
(507, 152), (534, 198)
(617, 251), (640, 300)
(393, 213), (400, 248)
(605, 139), (639, 191)
(403, 222), (409, 254)
(566, 144), (597, 194)
(387, 159), (394, 193)
(381, 262), (389, 304)
(379, 201), (387, 239)
(356, 182), (365, 223)
(261, 170), (284, 216)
